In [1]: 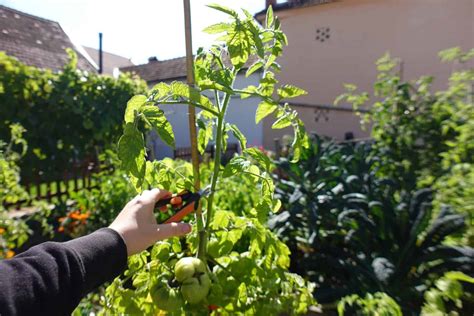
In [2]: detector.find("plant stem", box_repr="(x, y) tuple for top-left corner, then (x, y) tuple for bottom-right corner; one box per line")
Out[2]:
(198, 69), (236, 260)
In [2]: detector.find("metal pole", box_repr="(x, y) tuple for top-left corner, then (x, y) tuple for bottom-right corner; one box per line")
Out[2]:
(183, 0), (204, 252)
(98, 32), (103, 74)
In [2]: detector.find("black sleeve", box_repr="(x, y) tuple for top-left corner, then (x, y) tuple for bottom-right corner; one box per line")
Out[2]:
(0, 228), (128, 316)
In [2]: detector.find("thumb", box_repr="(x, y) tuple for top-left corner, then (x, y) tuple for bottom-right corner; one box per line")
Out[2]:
(155, 222), (192, 240)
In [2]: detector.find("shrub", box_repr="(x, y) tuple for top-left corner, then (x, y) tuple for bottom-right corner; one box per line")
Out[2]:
(0, 50), (147, 181)
(272, 137), (473, 314)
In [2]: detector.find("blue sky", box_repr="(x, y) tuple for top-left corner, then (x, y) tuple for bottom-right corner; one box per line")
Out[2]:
(1, 0), (267, 64)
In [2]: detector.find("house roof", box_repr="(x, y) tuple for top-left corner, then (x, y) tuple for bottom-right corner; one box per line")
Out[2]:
(84, 46), (134, 75)
(120, 54), (259, 84)
(0, 5), (96, 72)
(121, 56), (187, 83)
(255, 0), (333, 17)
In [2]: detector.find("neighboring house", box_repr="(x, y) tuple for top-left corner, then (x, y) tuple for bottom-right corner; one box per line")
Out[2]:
(84, 46), (134, 76)
(121, 57), (264, 159)
(0, 5), (96, 72)
(256, 0), (474, 147)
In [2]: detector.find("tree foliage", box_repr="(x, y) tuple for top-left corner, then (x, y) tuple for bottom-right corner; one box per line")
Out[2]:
(0, 50), (147, 180)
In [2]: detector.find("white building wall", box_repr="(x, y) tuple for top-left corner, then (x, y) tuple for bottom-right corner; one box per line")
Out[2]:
(148, 72), (263, 159)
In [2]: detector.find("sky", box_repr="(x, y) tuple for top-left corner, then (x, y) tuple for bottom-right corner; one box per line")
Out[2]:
(1, 0), (270, 65)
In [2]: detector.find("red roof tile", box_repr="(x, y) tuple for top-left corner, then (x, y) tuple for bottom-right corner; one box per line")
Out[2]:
(0, 5), (96, 72)
(120, 55), (259, 84)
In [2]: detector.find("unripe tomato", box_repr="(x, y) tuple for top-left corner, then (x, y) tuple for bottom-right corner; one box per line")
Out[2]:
(174, 257), (206, 282)
(151, 284), (182, 312)
(174, 257), (210, 304)
(180, 273), (211, 304)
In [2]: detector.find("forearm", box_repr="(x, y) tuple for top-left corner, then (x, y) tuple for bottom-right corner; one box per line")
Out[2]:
(0, 228), (127, 315)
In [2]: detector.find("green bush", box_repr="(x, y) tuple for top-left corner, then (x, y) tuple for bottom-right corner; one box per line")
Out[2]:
(337, 48), (473, 233)
(0, 50), (147, 181)
(272, 137), (472, 314)
(0, 124), (30, 258)
(338, 292), (402, 316)
(421, 271), (474, 315)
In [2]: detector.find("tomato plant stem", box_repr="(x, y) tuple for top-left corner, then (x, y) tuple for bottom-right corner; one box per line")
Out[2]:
(200, 69), (236, 260)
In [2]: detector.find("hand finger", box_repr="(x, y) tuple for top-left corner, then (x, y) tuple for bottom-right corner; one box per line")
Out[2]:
(141, 188), (171, 204)
(155, 222), (192, 240)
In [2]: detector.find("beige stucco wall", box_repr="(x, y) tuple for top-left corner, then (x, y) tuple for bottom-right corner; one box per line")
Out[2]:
(263, 0), (474, 148)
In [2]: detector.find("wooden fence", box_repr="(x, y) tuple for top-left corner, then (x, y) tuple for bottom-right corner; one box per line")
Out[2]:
(174, 143), (239, 161)
(4, 157), (107, 209)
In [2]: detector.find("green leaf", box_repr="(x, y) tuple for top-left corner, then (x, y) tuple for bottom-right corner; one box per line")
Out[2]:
(445, 271), (474, 283)
(118, 123), (146, 182)
(149, 82), (170, 100)
(125, 95), (147, 123)
(227, 123), (247, 150)
(223, 156), (251, 178)
(272, 113), (292, 129)
(266, 5), (274, 29)
(291, 119), (309, 162)
(277, 85), (307, 100)
(244, 147), (272, 172)
(169, 81), (217, 113)
(198, 120), (213, 154)
(245, 60), (264, 77)
(210, 210), (233, 229)
(141, 105), (175, 147)
(256, 101), (277, 124)
(207, 3), (239, 18)
(238, 282), (248, 304)
(228, 25), (251, 68)
(203, 22), (233, 34)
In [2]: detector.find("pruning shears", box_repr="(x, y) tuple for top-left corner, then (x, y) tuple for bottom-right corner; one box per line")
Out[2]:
(155, 186), (211, 224)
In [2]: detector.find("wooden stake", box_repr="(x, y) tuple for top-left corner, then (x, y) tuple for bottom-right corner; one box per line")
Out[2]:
(183, 0), (205, 250)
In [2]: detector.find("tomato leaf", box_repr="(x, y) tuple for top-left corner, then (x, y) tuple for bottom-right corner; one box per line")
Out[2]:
(245, 60), (264, 77)
(118, 123), (146, 186)
(272, 113), (292, 129)
(265, 5), (274, 29)
(244, 147), (272, 172)
(207, 3), (239, 18)
(198, 120), (214, 154)
(277, 84), (307, 100)
(202, 22), (233, 34)
(125, 95), (147, 123)
(141, 105), (175, 148)
(256, 101), (277, 124)
(227, 123), (247, 150)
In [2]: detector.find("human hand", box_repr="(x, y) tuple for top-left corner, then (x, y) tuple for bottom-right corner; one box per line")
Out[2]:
(109, 188), (192, 256)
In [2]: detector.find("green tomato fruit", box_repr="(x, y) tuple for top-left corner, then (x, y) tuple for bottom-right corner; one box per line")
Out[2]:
(174, 257), (206, 282)
(152, 285), (182, 312)
(180, 275), (211, 304)
(174, 257), (211, 304)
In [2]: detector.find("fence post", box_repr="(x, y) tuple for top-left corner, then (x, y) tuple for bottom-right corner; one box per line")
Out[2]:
(274, 138), (281, 159)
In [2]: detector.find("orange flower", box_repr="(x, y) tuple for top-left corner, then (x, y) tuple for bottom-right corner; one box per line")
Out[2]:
(58, 226), (65, 233)
(70, 212), (82, 220)
(0, 228), (5, 235)
(6, 250), (15, 258)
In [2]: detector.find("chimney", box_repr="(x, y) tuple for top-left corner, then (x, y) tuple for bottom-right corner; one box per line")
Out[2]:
(148, 56), (159, 63)
(266, 0), (277, 8)
(98, 32), (103, 74)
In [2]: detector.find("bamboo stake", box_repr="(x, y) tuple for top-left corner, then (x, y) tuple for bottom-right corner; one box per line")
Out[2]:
(183, 0), (205, 257)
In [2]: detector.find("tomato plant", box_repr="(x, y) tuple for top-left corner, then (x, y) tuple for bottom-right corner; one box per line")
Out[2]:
(104, 5), (314, 315)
